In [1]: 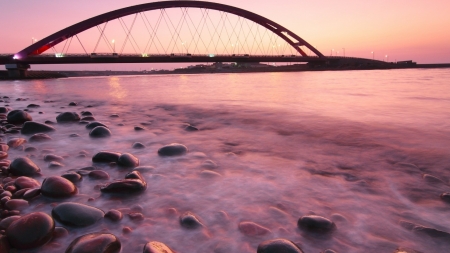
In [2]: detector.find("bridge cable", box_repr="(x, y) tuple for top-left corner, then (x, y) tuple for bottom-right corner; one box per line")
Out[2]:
(160, 9), (180, 54)
(181, 8), (198, 54)
(167, 8), (187, 54)
(141, 10), (165, 54)
(118, 15), (140, 54)
(93, 22), (108, 53)
(139, 13), (154, 54)
(75, 35), (89, 55)
(64, 37), (74, 55)
(185, 8), (209, 54)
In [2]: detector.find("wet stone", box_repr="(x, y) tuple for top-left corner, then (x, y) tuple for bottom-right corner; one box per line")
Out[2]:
(440, 192), (450, 203)
(180, 212), (203, 229)
(52, 202), (104, 227)
(6, 212), (55, 250)
(185, 125), (199, 131)
(6, 110), (32, 124)
(105, 209), (123, 222)
(7, 138), (26, 148)
(86, 121), (108, 130)
(110, 114), (119, 118)
(53, 227), (69, 238)
(0, 151), (7, 160)
(29, 133), (52, 142)
(134, 126), (145, 131)
(257, 238), (304, 253)
(14, 176), (40, 189)
(44, 154), (64, 162)
(0, 144), (9, 152)
(0, 216), (20, 230)
(92, 151), (121, 163)
(81, 111), (93, 116)
(24, 146), (37, 152)
(61, 172), (83, 183)
(89, 126), (112, 138)
(88, 170), (110, 180)
(118, 153), (139, 168)
(41, 176), (77, 198)
(27, 104), (40, 108)
(128, 212), (144, 221)
(48, 161), (64, 168)
(238, 221), (271, 236)
(322, 250), (338, 253)
(68, 102), (78, 106)
(65, 233), (121, 253)
(9, 157), (41, 177)
(132, 142), (146, 149)
(158, 143), (188, 157)
(23, 188), (41, 200)
(81, 116), (95, 121)
(100, 179), (147, 194)
(0, 235), (10, 252)
(5, 199), (29, 210)
(70, 133), (80, 138)
(143, 241), (175, 253)
(423, 174), (447, 185)
(21, 121), (55, 135)
(12, 188), (29, 199)
(0, 107), (9, 114)
(56, 112), (80, 123)
(298, 215), (336, 233)
(44, 120), (55, 125)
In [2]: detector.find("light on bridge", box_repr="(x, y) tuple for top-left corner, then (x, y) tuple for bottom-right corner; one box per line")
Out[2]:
(141, 53), (148, 57)
(209, 54), (215, 58)
(55, 53), (64, 58)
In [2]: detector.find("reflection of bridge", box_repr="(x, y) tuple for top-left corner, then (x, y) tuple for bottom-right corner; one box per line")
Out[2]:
(3, 1), (329, 77)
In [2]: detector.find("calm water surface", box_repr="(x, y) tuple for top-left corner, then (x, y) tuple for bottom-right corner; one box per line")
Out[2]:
(2, 69), (450, 253)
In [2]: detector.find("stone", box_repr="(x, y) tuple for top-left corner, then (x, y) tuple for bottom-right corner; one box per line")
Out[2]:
(81, 111), (93, 116)
(48, 161), (64, 168)
(0, 236), (10, 253)
(92, 151), (121, 163)
(238, 221), (271, 236)
(0, 151), (7, 160)
(6, 110), (32, 124)
(125, 170), (145, 181)
(6, 212), (54, 250)
(0, 107), (9, 113)
(41, 176), (77, 198)
(105, 209), (123, 222)
(27, 104), (40, 108)
(65, 233), (121, 253)
(0, 216), (21, 230)
(52, 202), (104, 227)
(441, 192), (450, 203)
(5, 199), (29, 210)
(81, 116), (95, 121)
(44, 154), (64, 162)
(132, 142), (145, 149)
(56, 112), (80, 123)
(24, 146), (37, 152)
(53, 227), (69, 238)
(118, 153), (139, 168)
(29, 133), (52, 142)
(257, 239), (304, 253)
(14, 176), (40, 189)
(143, 241), (175, 253)
(0, 144), (9, 152)
(100, 179), (147, 194)
(86, 121), (108, 130)
(185, 125), (199, 131)
(88, 170), (110, 180)
(69, 102), (78, 106)
(298, 215), (336, 233)
(158, 143), (188, 157)
(128, 212), (144, 221)
(134, 126), (145, 131)
(9, 157), (41, 176)
(7, 138), (26, 148)
(89, 126), (112, 138)
(23, 188), (41, 200)
(180, 212), (203, 229)
(20, 121), (55, 135)
(61, 172), (82, 183)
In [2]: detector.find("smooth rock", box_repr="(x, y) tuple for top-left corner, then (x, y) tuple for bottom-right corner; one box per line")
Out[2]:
(180, 212), (203, 229)
(185, 125), (199, 131)
(143, 241), (175, 253)
(6, 110), (32, 124)
(7, 138), (26, 148)
(68, 102), (77, 106)
(89, 126), (112, 138)
(23, 188), (41, 200)
(132, 142), (145, 149)
(0, 144), (9, 152)
(65, 233), (121, 253)
(53, 227), (69, 238)
(158, 143), (188, 157)
(92, 151), (121, 163)
(86, 122), (108, 130)
(238, 221), (270, 236)
(24, 146), (37, 152)
(13, 188), (30, 199)
(15, 176), (40, 189)
(0, 151), (7, 160)
(29, 133), (52, 142)
(0, 216), (20, 230)
(56, 112), (80, 123)
(6, 212), (54, 249)
(134, 126), (145, 131)
(5, 199), (29, 210)
(105, 209), (123, 222)
(100, 179), (147, 194)
(88, 170), (110, 180)
(21, 122), (55, 135)
(61, 172), (82, 183)
(9, 157), (41, 176)
(81, 111), (93, 116)
(52, 202), (104, 227)
(44, 154), (64, 162)
(81, 116), (95, 121)
(0, 107), (9, 114)
(298, 215), (336, 233)
(118, 153), (139, 168)
(423, 174), (447, 184)
(48, 161), (64, 168)
(257, 238), (304, 253)
(41, 176), (77, 198)
(440, 192), (450, 203)
(27, 104), (40, 108)
(0, 235), (10, 252)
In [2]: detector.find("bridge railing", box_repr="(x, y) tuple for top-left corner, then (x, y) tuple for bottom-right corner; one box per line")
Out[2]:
(33, 53), (320, 59)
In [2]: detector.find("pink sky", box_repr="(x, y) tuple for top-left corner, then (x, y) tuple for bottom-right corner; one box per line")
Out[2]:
(1, 0), (449, 70)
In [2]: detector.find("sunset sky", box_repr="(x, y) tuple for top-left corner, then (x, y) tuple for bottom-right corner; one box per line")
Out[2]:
(1, 0), (449, 70)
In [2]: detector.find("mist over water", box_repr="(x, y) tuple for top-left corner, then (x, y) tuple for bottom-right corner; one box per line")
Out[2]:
(2, 69), (450, 253)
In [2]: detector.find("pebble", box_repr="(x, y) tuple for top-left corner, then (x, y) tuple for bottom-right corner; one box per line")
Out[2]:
(22, 188), (41, 200)
(24, 146), (37, 152)
(6, 212), (55, 249)
(257, 238), (304, 253)
(86, 121), (108, 130)
(157, 143), (188, 157)
(20, 121), (55, 135)
(134, 126), (146, 131)
(185, 125), (199, 131)
(6, 110), (32, 124)
(180, 212), (203, 229)
(118, 153), (139, 168)
(69, 102), (78, 106)
(7, 138), (27, 148)
(0, 144), (9, 152)
(89, 126), (112, 138)
(5, 199), (29, 210)
(92, 151), (121, 163)
(53, 227), (69, 238)
(132, 142), (146, 149)
(81, 111), (93, 116)
(52, 202), (104, 227)
(143, 241), (175, 253)
(105, 209), (123, 222)
(48, 161), (64, 168)
(27, 104), (40, 108)
(128, 212), (144, 221)
(0, 151), (7, 160)
(88, 170), (110, 180)
(56, 112), (81, 123)
(100, 178), (147, 194)
(0, 107), (9, 114)
(9, 157), (41, 176)
(65, 233), (121, 253)
(40, 176), (77, 198)
(238, 221), (271, 236)
(0, 216), (20, 230)
(44, 154), (64, 162)
(297, 215), (336, 233)
(29, 133), (52, 142)
(81, 116), (95, 121)
(14, 176), (40, 189)
(440, 192), (450, 203)
(61, 172), (82, 183)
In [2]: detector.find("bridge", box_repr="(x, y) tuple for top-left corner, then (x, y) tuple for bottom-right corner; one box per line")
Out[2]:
(2, 1), (329, 77)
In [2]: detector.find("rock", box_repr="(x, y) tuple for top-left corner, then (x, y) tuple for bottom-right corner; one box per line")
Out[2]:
(180, 212), (203, 229)
(6, 110), (32, 124)
(52, 202), (104, 227)
(88, 170), (110, 180)
(29, 133), (52, 142)
(70, 133), (80, 138)
(68, 102), (77, 106)
(105, 209), (123, 222)
(257, 239), (304, 253)
(65, 233), (121, 253)
(413, 225), (450, 239)
(441, 192), (450, 203)
(41, 176), (77, 198)
(127, 212), (144, 221)
(44, 154), (64, 162)
(56, 112), (80, 123)
(27, 104), (40, 108)
(100, 179), (147, 194)
(0, 151), (7, 160)
(132, 142), (145, 149)
(89, 126), (112, 138)
(185, 125), (199, 131)
(6, 212), (54, 250)
(53, 227), (69, 238)
(0, 144), (9, 152)
(322, 250), (338, 253)
(158, 143), (188, 157)
(0, 216), (21, 230)
(118, 153), (139, 168)
(423, 174), (447, 185)
(0, 107), (9, 113)
(48, 161), (64, 168)
(7, 138), (26, 148)
(20, 122), (55, 135)
(23, 188), (41, 200)
(81, 116), (95, 121)
(201, 160), (218, 169)
(125, 171), (145, 181)
(238, 221), (270, 236)
(110, 114), (119, 118)
(61, 172), (82, 183)
(9, 157), (41, 176)
(12, 188), (29, 199)
(134, 126), (145, 131)
(5, 199), (29, 210)
(200, 170), (222, 178)
(143, 241), (175, 253)
(92, 151), (121, 163)
(0, 235), (10, 252)
(298, 215), (336, 233)
(81, 111), (93, 116)
(14, 176), (40, 189)
(86, 121), (108, 130)
(24, 146), (37, 152)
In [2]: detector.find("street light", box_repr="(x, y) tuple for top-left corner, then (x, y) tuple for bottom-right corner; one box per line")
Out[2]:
(371, 51), (374, 60)
(112, 39), (115, 53)
(385, 55), (388, 62)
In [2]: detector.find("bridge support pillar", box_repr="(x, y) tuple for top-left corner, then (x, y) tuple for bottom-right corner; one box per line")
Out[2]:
(5, 64), (30, 78)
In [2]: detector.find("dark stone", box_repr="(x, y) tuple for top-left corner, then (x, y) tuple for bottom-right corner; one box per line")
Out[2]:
(0, 216), (20, 230)
(48, 161), (64, 168)
(86, 121), (108, 130)
(0, 151), (7, 160)
(322, 250), (338, 253)
(53, 227), (69, 238)
(12, 188), (29, 199)
(257, 239), (304, 253)
(88, 170), (110, 180)
(132, 142), (145, 149)
(238, 221), (270, 236)
(56, 112), (80, 123)
(101, 179), (147, 194)
(6, 110), (32, 124)
(157, 143), (188, 157)
(143, 241), (175, 253)
(81, 116), (95, 121)
(44, 154), (64, 162)
(180, 212), (203, 229)
(81, 111), (93, 116)
(89, 126), (112, 138)
(105, 209), (123, 222)
(20, 122), (55, 135)
(441, 192), (450, 203)
(68, 102), (78, 106)
(29, 133), (52, 142)
(0, 235), (10, 253)
(23, 188), (41, 200)
(27, 104), (40, 108)
(0, 107), (9, 114)
(44, 120), (55, 125)
(413, 225), (450, 239)
(134, 126), (145, 131)
(7, 138), (26, 148)
(125, 170), (145, 181)
(61, 172), (82, 183)
(118, 153), (139, 168)
(9, 157), (41, 176)
(110, 114), (119, 118)
(52, 202), (104, 227)
(14, 176), (40, 189)
(185, 125), (199, 131)
(5, 199), (28, 210)
(24, 146), (37, 152)
(298, 215), (336, 233)
(65, 233), (121, 253)
(92, 151), (121, 163)
(6, 212), (54, 250)
(70, 133), (80, 137)
(41, 176), (77, 198)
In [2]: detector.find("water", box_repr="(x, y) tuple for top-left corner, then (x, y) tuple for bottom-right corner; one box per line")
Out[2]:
(1, 69), (450, 253)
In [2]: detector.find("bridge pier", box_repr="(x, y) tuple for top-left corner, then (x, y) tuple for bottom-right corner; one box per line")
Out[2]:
(5, 64), (30, 78)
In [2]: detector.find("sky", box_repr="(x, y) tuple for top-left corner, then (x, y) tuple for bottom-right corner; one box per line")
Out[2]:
(0, 0), (449, 70)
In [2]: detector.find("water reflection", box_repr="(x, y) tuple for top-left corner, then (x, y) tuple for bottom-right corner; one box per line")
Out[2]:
(108, 76), (127, 100)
